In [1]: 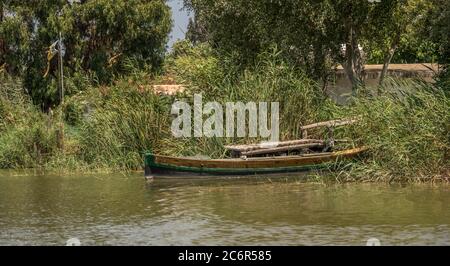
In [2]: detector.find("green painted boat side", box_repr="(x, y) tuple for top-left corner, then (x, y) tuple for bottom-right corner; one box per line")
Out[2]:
(146, 158), (330, 175)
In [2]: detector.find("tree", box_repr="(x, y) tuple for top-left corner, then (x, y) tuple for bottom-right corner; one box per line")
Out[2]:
(424, 0), (450, 89)
(0, 0), (172, 110)
(184, 0), (336, 85)
(186, 16), (208, 45)
(365, 0), (434, 85)
(0, 0), (31, 75)
(183, 0), (434, 91)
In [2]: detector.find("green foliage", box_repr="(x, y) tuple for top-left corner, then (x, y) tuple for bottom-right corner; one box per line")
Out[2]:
(0, 3), (31, 75)
(326, 79), (450, 182)
(184, 0), (439, 87)
(184, 0), (334, 79)
(0, 74), (58, 168)
(77, 81), (174, 170)
(164, 48), (329, 156)
(424, 0), (450, 89)
(0, 0), (172, 109)
(201, 49), (328, 140)
(0, 74), (31, 131)
(0, 51), (329, 170)
(1, 52), (449, 181)
(63, 101), (83, 126)
(365, 0), (436, 64)
(61, 0), (172, 80)
(70, 50), (327, 168)
(0, 122), (57, 169)
(1, 1), (449, 182)
(165, 41), (229, 88)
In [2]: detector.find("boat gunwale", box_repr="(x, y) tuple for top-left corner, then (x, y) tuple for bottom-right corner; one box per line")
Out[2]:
(148, 147), (366, 163)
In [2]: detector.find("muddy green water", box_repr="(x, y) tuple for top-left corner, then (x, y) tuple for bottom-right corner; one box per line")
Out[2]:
(0, 171), (449, 246)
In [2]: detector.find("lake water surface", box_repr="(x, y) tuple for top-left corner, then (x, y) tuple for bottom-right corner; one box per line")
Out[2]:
(0, 171), (449, 246)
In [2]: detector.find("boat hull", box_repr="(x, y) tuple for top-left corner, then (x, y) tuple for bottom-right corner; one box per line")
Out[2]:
(144, 147), (366, 178)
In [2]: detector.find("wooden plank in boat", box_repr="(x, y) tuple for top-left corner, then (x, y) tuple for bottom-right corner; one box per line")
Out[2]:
(241, 143), (324, 156)
(224, 139), (324, 152)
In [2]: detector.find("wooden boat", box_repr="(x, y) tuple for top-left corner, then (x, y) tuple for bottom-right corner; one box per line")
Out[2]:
(144, 147), (366, 178)
(144, 118), (365, 178)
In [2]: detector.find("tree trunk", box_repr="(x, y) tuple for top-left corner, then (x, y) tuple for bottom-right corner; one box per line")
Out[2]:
(379, 33), (401, 86)
(379, 49), (395, 86)
(341, 25), (365, 95)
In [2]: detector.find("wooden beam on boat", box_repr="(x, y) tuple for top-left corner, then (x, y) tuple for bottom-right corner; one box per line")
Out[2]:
(224, 139), (324, 153)
(300, 117), (360, 138)
(300, 118), (359, 130)
(241, 143), (324, 157)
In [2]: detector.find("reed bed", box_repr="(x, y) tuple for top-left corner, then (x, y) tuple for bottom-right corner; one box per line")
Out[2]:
(0, 52), (448, 181)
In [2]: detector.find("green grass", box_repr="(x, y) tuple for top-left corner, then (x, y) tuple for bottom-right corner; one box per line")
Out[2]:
(321, 78), (450, 182)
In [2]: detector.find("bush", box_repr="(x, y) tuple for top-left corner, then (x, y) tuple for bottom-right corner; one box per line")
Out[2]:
(0, 74), (60, 169)
(63, 101), (84, 126)
(0, 75), (30, 131)
(326, 79), (450, 182)
(165, 41), (228, 89)
(76, 80), (174, 170)
(0, 124), (57, 168)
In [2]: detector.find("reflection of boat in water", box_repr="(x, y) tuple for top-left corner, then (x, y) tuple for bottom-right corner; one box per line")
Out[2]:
(144, 147), (366, 178)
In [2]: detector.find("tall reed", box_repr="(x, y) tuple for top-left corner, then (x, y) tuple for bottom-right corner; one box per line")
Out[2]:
(324, 78), (450, 182)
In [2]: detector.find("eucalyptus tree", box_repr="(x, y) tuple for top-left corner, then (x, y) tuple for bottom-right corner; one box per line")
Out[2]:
(424, 0), (450, 88)
(364, 0), (434, 84)
(0, 0), (31, 75)
(0, 0), (172, 110)
(184, 0), (434, 91)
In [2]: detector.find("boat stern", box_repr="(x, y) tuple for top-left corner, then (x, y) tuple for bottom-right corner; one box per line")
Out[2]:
(144, 152), (155, 180)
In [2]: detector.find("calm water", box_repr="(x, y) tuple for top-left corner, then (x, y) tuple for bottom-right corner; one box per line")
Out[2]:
(0, 171), (449, 246)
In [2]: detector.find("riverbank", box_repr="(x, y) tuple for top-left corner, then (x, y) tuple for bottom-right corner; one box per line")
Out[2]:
(1, 50), (449, 182)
